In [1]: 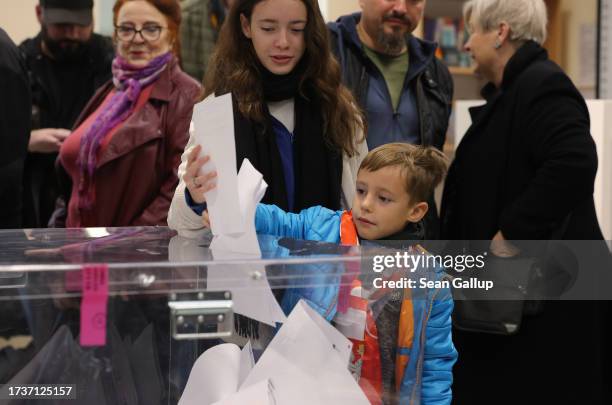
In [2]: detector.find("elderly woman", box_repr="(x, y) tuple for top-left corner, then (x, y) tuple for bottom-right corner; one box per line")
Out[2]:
(53, 0), (200, 227)
(440, 0), (607, 403)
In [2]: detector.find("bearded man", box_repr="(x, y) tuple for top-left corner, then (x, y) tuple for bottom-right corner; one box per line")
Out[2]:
(20, 0), (114, 227)
(328, 0), (453, 240)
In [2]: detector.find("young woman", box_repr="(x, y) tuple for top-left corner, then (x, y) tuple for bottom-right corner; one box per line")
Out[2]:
(168, 0), (367, 237)
(53, 0), (200, 227)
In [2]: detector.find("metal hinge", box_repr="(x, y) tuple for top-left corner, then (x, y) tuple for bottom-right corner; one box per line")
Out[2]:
(0, 272), (27, 289)
(503, 323), (519, 334)
(168, 291), (234, 340)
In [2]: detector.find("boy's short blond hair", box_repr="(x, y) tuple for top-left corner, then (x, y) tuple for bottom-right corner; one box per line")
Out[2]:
(359, 143), (449, 203)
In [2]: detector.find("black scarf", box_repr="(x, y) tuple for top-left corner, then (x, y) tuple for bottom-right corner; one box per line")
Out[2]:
(233, 63), (342, 213)
(233, 63), (342, 338)
(259, 58), (305, 101)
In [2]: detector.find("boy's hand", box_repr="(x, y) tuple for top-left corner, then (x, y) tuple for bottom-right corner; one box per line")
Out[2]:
(202, 210), (211, 228)
(183, 145), (217, 204)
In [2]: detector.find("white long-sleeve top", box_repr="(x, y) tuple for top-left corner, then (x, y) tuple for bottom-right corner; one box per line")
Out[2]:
(167, 99), (367, 238)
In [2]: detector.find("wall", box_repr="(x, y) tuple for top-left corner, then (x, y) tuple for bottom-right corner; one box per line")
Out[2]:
(97, 0), (114, 36)
(0, 0), (39, 44)
(326, 0), (359, 21)
(0, 0), (105, 44)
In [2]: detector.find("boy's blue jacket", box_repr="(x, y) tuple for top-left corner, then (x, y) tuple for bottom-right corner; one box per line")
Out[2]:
(256, 204), (457, 405)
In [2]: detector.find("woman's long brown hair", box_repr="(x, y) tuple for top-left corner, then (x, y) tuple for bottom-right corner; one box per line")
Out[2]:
(203, 0), (364, 156)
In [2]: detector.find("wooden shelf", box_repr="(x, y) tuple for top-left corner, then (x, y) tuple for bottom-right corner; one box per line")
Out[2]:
(423, 0), (563, 98)
(449, 66), (476, 76)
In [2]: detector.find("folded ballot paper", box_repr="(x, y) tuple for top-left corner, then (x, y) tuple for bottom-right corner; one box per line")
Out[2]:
(179, 341), (258, 405)
(179, 300), (369, 405)
(209, 158), (268, 258)
(192, 92), (268, 258)
(169, 234), (287, 327)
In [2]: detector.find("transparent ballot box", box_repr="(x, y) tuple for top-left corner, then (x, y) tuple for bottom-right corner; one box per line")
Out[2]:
(0, 227), (445, 405)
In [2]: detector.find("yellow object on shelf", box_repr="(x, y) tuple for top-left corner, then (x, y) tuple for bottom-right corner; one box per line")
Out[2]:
(449, 66), (476, 76)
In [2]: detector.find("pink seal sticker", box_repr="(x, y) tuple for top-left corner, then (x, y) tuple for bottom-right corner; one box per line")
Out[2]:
(80, 265), (109, 347)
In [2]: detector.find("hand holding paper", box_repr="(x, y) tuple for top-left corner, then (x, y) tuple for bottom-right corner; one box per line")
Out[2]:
(183, 144), (218, 205)
(191, 92), (268, 257)
(192, 93), (244, 235)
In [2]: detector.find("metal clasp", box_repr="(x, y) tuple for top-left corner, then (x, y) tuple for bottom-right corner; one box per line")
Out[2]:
(168, 291), (233, 340)
(0, 272), (27, 289)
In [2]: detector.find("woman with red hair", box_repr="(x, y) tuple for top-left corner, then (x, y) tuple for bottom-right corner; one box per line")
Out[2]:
(53, 0), (200, 227)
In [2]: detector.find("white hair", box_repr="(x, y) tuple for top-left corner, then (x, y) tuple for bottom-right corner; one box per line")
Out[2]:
(463, 0), (548, 45)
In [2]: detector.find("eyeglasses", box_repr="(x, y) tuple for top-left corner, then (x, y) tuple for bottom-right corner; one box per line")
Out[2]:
(114, 25), (165, 42)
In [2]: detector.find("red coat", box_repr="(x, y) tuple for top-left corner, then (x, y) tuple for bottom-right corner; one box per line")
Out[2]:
(53, 59), (200, 227)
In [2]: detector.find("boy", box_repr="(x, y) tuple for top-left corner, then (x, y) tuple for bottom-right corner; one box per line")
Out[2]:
(199, 143), (456, 403)
(251, 143), (457, 405)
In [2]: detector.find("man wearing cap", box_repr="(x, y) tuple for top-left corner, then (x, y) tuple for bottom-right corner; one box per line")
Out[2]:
(19, 0), (114, 228)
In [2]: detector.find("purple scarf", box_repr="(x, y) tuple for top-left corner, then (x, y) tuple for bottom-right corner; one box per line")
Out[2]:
(77, 52), (173, 210)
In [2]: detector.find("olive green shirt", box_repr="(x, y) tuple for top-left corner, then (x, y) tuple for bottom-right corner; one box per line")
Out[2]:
(363, 46), (409, 111)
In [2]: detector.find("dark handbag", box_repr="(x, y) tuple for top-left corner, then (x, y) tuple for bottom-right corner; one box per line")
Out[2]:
(450, 256), (539, 335)
(450, 237), (576, 335)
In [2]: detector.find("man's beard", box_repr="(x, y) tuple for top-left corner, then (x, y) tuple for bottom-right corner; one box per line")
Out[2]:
(377, 29), (405, 55)
(376, 11), (413, 55)
(42, 25), (90, 62)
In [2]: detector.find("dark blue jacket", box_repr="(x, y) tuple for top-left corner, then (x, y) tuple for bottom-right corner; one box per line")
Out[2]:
(328, 13), (453, 150)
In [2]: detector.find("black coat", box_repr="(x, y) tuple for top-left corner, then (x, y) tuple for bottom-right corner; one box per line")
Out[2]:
(441, 42), (609, 404)
(441, 41), (603, 241)
(0, 28), (30, 229)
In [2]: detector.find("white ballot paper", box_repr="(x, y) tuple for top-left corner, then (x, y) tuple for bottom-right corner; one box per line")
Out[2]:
(192, 92), (244, 235)
(210, 158), (268, 258)
(242, 300), (368, 405)
(179, 301), (367, 405)
(212, 379), (275, 405)
(207, 158), (279, 325)
(178, 342), (255, 405)
(239, 340), (255, 385)
(207, 263), (287, 327)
